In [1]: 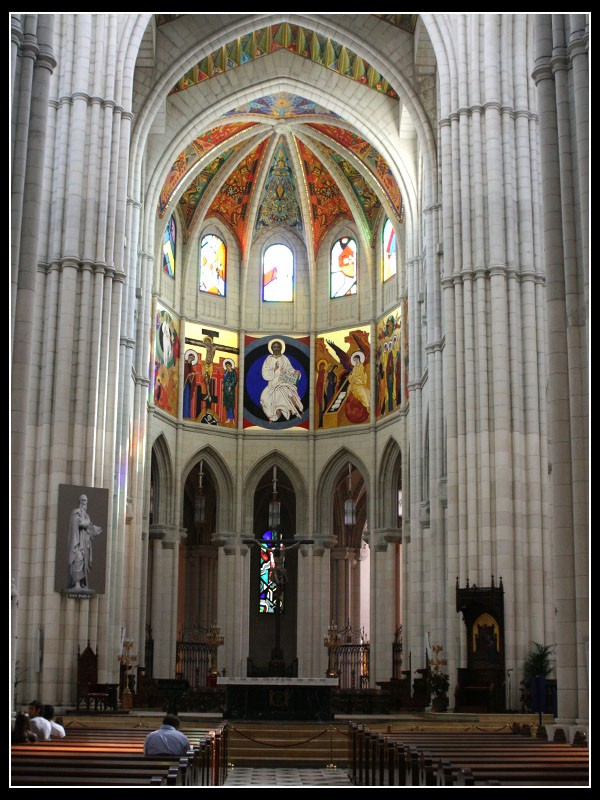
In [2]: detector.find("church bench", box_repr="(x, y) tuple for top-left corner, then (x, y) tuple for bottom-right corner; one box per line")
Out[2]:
(348, 724), (589, 787)
(11, 775), (167, 787)
(11, 723), (229, 787)
(11, 762), (186, 787)
(398, 740), (587, 787)
(405, 742), (588, 787)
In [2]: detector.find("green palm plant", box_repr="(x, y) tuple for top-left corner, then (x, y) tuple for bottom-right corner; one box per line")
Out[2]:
(523, 642), (555, 680)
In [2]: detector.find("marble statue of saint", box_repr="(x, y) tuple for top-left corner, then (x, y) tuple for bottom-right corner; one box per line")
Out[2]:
(68, 494), (102, 591)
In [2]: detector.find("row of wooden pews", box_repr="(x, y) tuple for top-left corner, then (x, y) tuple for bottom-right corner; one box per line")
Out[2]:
(348, 722), (589, 787)
(11, 722), (229, 787)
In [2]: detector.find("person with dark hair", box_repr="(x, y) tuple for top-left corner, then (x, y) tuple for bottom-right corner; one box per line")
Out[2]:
(28, 700), (51, 741)
(143, 715), (190, 756)
(12, 712), (38, 743)
(42, 704), (66, 738)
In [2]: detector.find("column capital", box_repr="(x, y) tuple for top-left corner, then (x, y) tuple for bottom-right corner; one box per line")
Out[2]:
(149, 524), (186, 544)
(211, 530), (244, 554)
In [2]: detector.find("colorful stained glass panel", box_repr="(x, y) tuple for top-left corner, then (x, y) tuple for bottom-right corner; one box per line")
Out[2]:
(162, 215), (176, 278)
(330, 237), (357, 298)
(263, 243), (294, 302)
(200, 234), (226, 296)
(383, 218), (397, 281)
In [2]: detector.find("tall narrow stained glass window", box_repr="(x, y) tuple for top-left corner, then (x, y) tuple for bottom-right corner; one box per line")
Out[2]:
(200, 233), (226, 296)
(383, 218), (397, 281)
(263, 243), (294, 302)
(162, 214), (176, 278)
(259, 529), (285, 613)
(330, 236), (357, 298)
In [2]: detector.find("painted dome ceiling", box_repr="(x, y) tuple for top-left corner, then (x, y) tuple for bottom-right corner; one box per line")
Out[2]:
(156, 21), (411, 258)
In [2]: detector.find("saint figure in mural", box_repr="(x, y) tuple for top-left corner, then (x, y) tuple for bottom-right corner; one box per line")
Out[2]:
(183, 350), (203, 419)
(260, 339), (303, 423)
(315, 360), (327, 428)
(202, 336), (217, 409)
(222, 359), (238, 424)
(67, 494), (102, 591)
(159, 317), (174, 368)
(347, 351), (370, 413)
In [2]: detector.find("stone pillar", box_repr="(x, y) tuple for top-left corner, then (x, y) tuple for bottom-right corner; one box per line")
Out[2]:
(148, 525), (185, 678)
(10, 14), (56, 704)
(299, 533), (334, 678)
(213, 531), (249, 677)
(532, 14), (589, 723)
(367, 528), (400, 685)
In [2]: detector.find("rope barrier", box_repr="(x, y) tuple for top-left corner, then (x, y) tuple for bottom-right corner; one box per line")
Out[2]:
(230, 725), (330, 749)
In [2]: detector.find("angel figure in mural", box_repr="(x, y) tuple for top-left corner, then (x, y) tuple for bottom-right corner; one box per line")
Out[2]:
(347, 351), (370, 414)
(260, 339), (303, 423)
(68, 494), (102, 591)
(325, 331), (370, 388)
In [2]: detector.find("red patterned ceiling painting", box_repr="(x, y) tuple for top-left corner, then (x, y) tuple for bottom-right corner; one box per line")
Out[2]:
(178, 141), (248, 241)
(296, 139), (353, 258)
(206, 139), (269, 257)
(307, 124), (403, 221)
(159, 122), (258, 217)
(314, 140), (382, 238)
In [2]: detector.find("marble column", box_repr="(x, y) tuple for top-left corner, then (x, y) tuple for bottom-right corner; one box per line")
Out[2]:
(148, 524), (186, 678)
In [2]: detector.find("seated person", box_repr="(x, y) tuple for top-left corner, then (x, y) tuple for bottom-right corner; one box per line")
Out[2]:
(143, 714), (190, 756)
(12, 712), (38, 743)
(43, 704), (66, 738)
(28, 700), (51, 741)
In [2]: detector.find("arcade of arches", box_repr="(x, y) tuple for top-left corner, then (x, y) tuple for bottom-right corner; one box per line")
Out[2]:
(10, 13), (588, 724)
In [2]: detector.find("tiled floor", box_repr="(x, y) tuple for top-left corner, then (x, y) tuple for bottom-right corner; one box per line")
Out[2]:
(223, 767), (353, 787)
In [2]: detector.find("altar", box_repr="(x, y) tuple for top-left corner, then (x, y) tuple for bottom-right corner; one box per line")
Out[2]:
(217, 677), (339, 721)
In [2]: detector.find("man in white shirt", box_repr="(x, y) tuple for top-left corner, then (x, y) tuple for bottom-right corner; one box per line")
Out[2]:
(43, 704), (66, 738)
(143, 715), (190, 756)
(28, 700), (52, 741)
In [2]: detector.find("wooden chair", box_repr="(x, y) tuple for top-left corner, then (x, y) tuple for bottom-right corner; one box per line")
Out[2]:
(76, 642), (113, 711)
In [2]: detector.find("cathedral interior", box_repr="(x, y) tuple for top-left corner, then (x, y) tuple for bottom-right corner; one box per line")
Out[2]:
(10, 13), (588, 727)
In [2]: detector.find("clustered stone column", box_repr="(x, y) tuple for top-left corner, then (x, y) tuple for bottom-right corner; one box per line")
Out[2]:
(532, 15), (589, 724)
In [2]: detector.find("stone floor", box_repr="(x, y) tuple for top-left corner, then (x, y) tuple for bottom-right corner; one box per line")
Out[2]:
(222, 766), (354, 787)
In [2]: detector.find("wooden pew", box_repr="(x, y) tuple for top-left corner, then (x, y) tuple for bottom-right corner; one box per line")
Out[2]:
(11, 722), (229, 788)
(348, 723), (589, 788)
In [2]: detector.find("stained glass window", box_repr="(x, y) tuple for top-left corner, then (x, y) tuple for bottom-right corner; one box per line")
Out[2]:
(383, 218), (397, 282)
(162, 214), (176, 278)
(262, 243), (293, 302)
(330, 236), (357, 298)
(200, 233), (226, 295)
(259, 529), (285, 613)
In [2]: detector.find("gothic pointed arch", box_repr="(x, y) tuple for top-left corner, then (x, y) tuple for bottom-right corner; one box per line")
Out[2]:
(180, 445), (235, 533)
(378, 437), (403, 530)
(150, 433), (174, 525)
(242, 451), (308, 540)
(316, 448), (369, 548)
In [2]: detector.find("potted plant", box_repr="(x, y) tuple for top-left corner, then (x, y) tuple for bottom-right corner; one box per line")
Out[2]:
(428, 665), (450, 712)
(523, 642), (554, 682)
(522, 642), (556, 715)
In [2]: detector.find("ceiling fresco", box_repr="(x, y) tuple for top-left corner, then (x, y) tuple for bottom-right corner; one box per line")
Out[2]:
(159, 97), (404, 256)
(169, 22), (399, 100)
(156, 21), (407, 257)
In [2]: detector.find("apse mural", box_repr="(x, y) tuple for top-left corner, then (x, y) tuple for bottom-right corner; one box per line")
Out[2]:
(183, 322), (240, 426)
(314, 327), (371, 428)
(243, 334), (310, 429)
(375, 307), (403, 419)
(154, 306), (180, 417)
